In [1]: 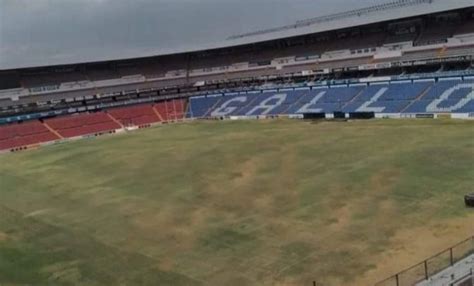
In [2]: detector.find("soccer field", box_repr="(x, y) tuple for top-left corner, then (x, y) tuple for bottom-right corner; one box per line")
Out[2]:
(0, 119), (473, 286)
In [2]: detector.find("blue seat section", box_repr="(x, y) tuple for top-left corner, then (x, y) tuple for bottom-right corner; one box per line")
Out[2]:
(233, 93), (274, 116)
(286, 87), (362, 114)
(286, 89), (326, 114)
(209, 94), (252, 117)
(379, 82), (431, 101)
(419, 81), (462, 99)
(451, 101), (474, 113)
(241, 90), (309, 116)
(321, 87), (364, 103)
(342, 83), (430, 113)
(374, 100), (412, 113)
(188, 95), (223, 118)
(404, 80), (474, 113)
(342, 85), (383, 112)
(266, 90), (310, 115)
(188, 79), (474, 116)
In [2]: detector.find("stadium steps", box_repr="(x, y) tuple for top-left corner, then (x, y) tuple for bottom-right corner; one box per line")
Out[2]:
(167, 99), (186, 121)
(153, 105), (166, 122)
(42, 122), (64, 139)
(400, 83), (434, 113)
(341, 87), (367, 110)
(152, 105), (164, 121)
(286, 90), (311, 115)
(279, 101), (296, 115)
(203, 97), (225, 118)
(105, 113), (125, 128)
(183, 100), (190, 118)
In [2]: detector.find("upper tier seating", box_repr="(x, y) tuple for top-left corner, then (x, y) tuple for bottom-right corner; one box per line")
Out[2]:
(454, 19), (474, 36)
(415, 24), (456, 46)
(0, 121), (59, 151)
(21, 72), (88, 88)
(385, 32), (418, 44)
(108, 104), (161, 126)
(45, 112), (121, 138)
(0, 73), (22, 90)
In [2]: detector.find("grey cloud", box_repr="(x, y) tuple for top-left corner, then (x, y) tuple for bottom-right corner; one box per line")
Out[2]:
(0, 0), (390, 69)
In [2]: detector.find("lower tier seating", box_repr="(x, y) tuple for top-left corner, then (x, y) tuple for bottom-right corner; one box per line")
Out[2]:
(45, 112), (121, 138)
(0, 121), (59, 151)
(154, 99), (186, 121)
(189, 79), (474, 116)
(108, 104), (161, 126)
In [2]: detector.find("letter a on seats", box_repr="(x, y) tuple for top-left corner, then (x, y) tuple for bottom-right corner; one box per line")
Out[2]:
(211, 96), (247, 117)
(426, 83), (474, 113)
(246, 93), (287, 116)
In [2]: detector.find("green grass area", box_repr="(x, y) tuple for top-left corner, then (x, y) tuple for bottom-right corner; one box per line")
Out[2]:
(0, 119), (473, 286)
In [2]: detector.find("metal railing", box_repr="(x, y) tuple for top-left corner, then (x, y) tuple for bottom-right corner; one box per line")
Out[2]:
(375, 236), (474, 286)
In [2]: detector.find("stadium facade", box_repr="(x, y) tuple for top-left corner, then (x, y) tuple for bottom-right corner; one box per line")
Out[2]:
(1, 0), (474, 154)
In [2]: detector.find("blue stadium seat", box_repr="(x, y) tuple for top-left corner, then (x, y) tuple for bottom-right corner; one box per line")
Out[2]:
(188, 95), (223, 118)
(405, 80), (474, 113)
(188, 79), (474, 116)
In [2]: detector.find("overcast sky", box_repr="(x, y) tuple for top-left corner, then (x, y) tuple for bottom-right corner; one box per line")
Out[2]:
(0, 0), (393, 69)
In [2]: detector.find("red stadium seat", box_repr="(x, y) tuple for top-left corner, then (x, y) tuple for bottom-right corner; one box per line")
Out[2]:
(0, 121), (59, 151)
(107, 104), (161, 126)
(153, 99), (186, 122)
(45, 112), (121, 138)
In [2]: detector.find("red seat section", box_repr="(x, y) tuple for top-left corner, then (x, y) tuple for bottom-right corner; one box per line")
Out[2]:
(0, 121), (59, 151)
(108, 104), (161, 126)
(45, 112), (121, 138)
(154, 99), (186, 121)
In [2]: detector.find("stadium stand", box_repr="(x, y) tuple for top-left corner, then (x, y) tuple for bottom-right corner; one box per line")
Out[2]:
(455, 18), (474, 36)
(0, 99), (187, 150)
(405, 79), (474, 113)
(415, 23), (457, 46)
(0, 72), (22, 90)
(45, 112), (121, 138)
(189, 95), (224, 118)
(0, 5), (471, 105)
(153, 99), (187, 121)
(0, 121), (59, 151)
(385, 31), (419, 44)
(190, 78), (474, 116)
(107, 104), (160, 127)
(1, 2), (474, 152)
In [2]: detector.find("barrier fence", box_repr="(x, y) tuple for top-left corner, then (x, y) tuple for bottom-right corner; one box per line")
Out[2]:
(375, 236), (474, 286)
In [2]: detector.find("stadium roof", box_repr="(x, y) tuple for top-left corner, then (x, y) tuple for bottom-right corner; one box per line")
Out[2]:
(2, 0), (473, 71)
(198, 0), (473, 50)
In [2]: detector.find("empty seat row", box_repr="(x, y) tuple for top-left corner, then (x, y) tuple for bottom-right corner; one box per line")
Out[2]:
(46, 112), (114, 130)
(108, 104), (160, 126)
(44, 112), (121, 138)
(0, 121), (59, 151)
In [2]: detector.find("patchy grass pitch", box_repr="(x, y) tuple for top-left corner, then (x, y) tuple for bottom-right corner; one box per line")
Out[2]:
(0, 119), (473, 286)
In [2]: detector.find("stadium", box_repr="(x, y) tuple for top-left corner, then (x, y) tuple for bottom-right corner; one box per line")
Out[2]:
(0, 0), (473, 285)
